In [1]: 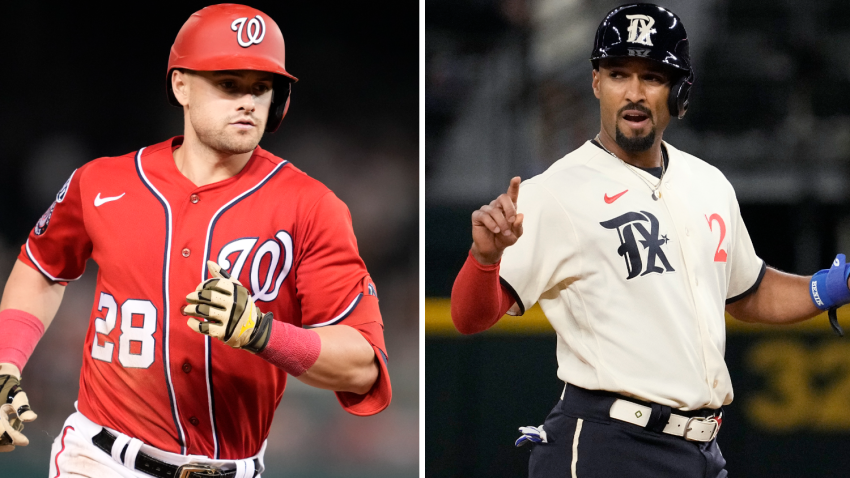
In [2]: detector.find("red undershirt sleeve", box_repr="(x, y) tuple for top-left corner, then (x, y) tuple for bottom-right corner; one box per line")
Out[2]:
(450, 250), (515, 334)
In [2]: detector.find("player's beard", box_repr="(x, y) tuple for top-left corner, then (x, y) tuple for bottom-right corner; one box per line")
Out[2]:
(615, 125), (656, 153)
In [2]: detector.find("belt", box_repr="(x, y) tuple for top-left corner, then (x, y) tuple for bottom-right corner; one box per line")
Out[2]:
(562, 384), (722, 443)
(609, 399), (722, 442)
(92, 429), (259, 478)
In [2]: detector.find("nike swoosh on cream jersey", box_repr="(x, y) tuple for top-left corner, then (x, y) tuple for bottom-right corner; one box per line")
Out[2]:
(94, 192), (125, 207)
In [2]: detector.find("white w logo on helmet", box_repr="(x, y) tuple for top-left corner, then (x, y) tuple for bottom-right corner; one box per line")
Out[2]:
(231, 15), (266, 48)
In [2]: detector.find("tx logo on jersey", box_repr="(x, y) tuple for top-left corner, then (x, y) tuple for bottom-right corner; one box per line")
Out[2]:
(626, 14), (656, 46)
(600, 210), (675, 279)
(231, 16), (266, 48)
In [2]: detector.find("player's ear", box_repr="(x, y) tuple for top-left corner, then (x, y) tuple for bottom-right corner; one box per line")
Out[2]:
(592, 68), (601, 99)
(172, 69), (190, 107)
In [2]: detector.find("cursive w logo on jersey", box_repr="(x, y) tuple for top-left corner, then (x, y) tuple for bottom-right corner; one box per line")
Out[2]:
(600, 211), (675, 279)
(626, 14), (656, 46)
(216, 230), (293, 302)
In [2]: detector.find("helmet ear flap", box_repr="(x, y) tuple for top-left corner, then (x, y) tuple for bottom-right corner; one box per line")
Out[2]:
(265, 80), (291, 133)
(668, 69), (694, 119)
(280, 88), (291, 120)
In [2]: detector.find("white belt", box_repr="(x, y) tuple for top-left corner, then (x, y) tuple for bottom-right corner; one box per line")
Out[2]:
(609, 399), (721, 442)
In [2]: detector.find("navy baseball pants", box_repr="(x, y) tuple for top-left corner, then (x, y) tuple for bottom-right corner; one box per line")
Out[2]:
(528, 385), (727, 478)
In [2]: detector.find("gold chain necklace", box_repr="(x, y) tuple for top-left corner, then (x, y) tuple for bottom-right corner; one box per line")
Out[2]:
(594, 134), (665, 201)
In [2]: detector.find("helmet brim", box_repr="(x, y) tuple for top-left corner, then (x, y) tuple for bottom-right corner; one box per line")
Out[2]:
(590, 44), (689, 73)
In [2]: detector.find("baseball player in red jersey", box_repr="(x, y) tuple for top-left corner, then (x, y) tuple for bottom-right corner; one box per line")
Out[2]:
(452, 4), (850, 477)
(0, 4), (390, 477)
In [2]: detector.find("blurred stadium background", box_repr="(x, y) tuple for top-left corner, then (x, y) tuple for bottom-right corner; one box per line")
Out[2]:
(0, 2), (417, 477)
(427, 0), (850, 476)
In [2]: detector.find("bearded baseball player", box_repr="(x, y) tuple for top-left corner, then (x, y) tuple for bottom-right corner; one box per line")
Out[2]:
(450, 4), (850, 477)
(0, 4), (391, 477)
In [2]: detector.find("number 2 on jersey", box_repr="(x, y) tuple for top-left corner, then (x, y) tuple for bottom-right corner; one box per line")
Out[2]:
(91, 292), (157, 368)
(705, 213), (728, 262)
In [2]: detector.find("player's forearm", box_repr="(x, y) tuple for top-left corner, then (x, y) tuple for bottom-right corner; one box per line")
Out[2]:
(726, 267), (820, 324)
(294, 325), (379, 394)
(0, 260), (65, 375)
(0, 259), (65, 329)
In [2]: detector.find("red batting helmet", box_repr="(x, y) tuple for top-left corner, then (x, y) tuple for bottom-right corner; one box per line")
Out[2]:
(166, 4), (298, 133)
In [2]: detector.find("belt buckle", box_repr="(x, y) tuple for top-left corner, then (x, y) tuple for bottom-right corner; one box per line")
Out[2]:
(176, 464), (224, 478)
(683, 416), (720, 442)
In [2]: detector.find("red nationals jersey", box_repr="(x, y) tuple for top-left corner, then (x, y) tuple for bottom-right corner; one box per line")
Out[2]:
(19, 137), (391, 459)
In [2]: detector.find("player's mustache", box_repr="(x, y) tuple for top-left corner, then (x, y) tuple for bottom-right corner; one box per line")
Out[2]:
(618, 103), (653, 120)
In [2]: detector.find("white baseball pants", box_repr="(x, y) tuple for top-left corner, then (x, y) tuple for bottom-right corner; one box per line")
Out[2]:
(48, 409), (265, 478)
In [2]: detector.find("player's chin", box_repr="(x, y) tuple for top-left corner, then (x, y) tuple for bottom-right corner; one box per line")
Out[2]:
(215, 132), (262, 155)
(228, 127), (263, 145)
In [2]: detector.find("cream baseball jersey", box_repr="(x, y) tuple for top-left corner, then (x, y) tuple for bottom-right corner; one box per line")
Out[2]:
(499, 141), (763, 411)
(19, 137), (391, 459)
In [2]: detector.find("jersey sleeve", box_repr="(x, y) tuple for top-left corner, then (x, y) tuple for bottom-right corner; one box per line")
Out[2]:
(17, 168), (92, 283)
(725, 192), (765, 302)
(499, 181), (581, 315)
(296, 192), (390, 415)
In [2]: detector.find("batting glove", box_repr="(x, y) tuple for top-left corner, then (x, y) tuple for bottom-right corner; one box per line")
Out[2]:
(184, 261), (273, 353)
(0, 373), (36, 452)
(810, 254), (850, 336)
(515, 425), (547, 447)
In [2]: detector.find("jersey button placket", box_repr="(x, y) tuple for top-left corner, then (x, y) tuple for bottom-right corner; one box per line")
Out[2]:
(190, 194), (200, 204)
(182, 248), (190, 258)
(182, 363), (192, 373)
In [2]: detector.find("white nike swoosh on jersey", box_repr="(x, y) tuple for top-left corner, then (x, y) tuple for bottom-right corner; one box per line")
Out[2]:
(94, 192), (126, 207)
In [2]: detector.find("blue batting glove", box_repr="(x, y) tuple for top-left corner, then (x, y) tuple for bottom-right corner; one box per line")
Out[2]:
(810, 254), (850, 336)
(810, 254), (850, 310)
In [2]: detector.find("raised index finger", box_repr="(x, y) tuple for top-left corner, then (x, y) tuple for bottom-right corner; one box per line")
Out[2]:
(507, 176), (521, 204)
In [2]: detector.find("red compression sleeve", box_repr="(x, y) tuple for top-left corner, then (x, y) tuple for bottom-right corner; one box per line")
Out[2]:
(450, 251), (515, 334)
(258, 320), (321, 377)
(0, 309), (45, 372)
